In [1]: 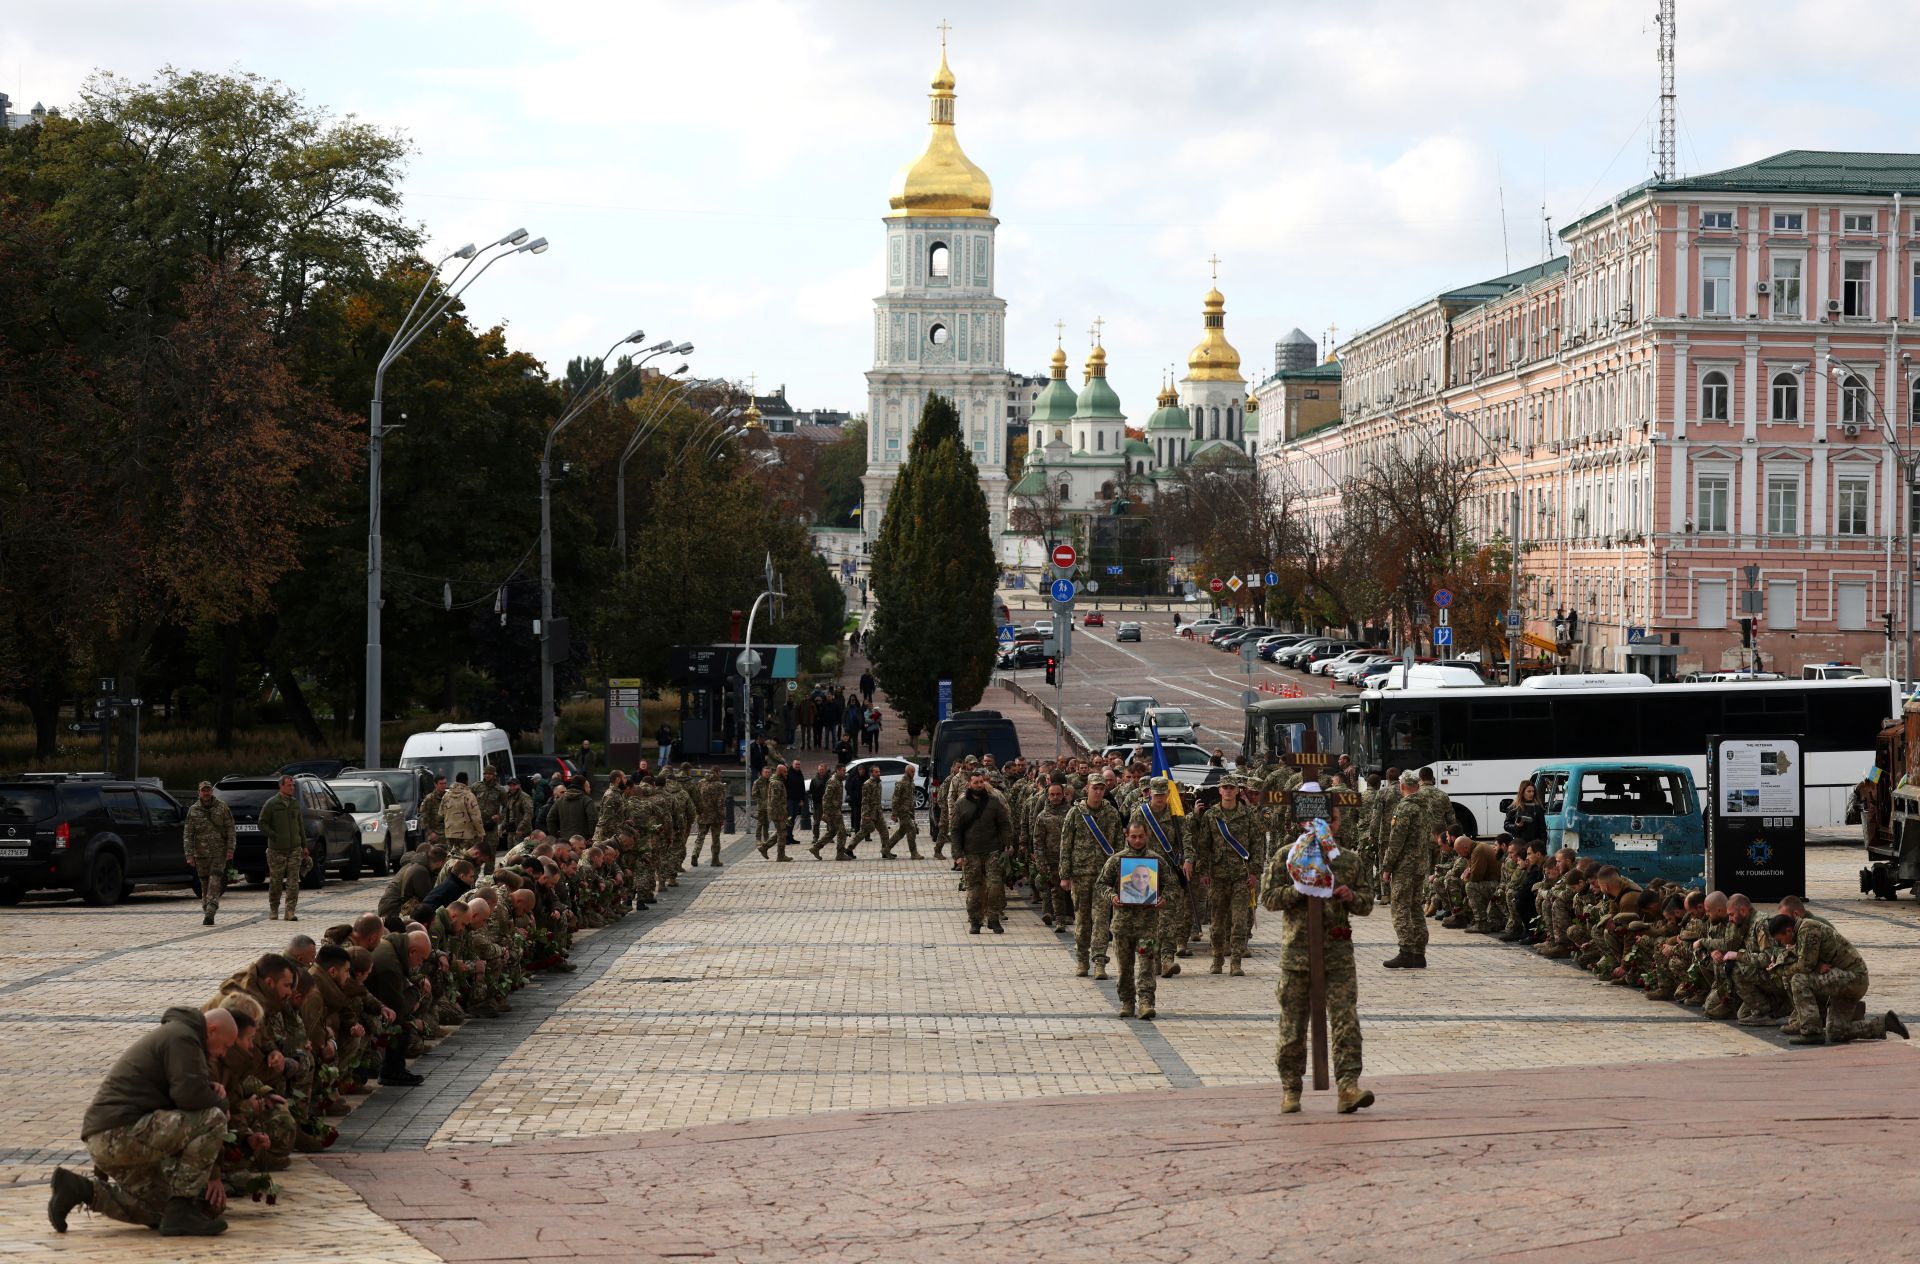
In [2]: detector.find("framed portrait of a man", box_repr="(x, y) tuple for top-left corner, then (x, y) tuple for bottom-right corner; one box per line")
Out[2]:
(1117, 856), (1161, 906)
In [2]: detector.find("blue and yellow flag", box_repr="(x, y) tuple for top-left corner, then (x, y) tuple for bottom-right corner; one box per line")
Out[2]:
(1148, 718), (1186, 817)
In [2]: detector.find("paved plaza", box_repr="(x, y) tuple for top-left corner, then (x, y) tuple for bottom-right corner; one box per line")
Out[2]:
(2, 810), (1918, 1259)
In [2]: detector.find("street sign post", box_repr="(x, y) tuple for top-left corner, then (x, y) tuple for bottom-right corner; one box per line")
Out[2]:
(937, 679), (953, 724)
(1433, 589), (1453, 608)
(1506, 611), (1522, 630)
(1051, 543), (1078, 571)
(1086, 580), (1099, 594)
(1436, 607), (1449, 627)
(1264, 570), (1279, 588)
(1226, 575), (1244, 592)
(1433, 626), (1453, 647)
(1208, 577), (1224, 594)
(1049, 577), (1077, 604)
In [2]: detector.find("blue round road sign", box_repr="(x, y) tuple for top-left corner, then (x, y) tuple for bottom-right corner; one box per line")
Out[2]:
(1049, 578), (1077, 603)
(1264, 570), (1279, 587)
(1433, 588), (1454, 608)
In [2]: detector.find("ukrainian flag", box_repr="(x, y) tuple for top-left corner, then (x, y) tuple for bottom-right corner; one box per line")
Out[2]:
(1148, 718), (1186, 817)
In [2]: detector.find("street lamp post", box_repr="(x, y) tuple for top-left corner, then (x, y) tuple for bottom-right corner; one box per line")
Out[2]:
(365, 229), (546, 769)
(609, 357), (703, 563)
(542, 336), (688, 755)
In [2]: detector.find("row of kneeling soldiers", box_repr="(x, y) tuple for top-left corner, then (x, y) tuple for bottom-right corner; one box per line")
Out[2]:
(1417, 833), (1910, 1046)
(49, 818), (679, 1239)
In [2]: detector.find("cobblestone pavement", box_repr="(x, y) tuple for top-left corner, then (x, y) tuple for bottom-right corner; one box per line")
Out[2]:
(1, 786), (1916, 1256)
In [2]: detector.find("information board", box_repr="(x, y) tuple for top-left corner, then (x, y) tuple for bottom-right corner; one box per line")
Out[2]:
(1705, 733), (1805, 902)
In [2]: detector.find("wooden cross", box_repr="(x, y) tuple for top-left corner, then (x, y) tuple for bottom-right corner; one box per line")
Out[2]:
(936, 18), (951, 48)
(1207, 253), (1221, 281)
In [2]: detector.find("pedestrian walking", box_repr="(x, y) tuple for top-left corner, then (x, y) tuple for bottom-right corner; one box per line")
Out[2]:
(858, 670), (877, 707)
(863, 706), (882, 754)
(182, 782), (235, 927)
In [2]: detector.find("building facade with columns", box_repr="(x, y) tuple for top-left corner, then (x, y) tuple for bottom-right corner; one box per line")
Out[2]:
(861, 46), (1011, 546)
(1262, 150), (1920, 678)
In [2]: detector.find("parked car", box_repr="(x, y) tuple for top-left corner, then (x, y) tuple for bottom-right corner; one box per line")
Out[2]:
(1206, 624), (1247, 646)
(1081, 611), (1105, 627)
(1011, 626), (1047, 645)
(276, 758), (358, 780)
(1099, 741), (1217, 788)
(397, 722), (516, 789)
(1217, 626), (1276, 651)
(997, 641), (1048, 670)
(1354, 661), (1398, 688)
(1313, 647), (1378, 677)
(1105, 695), (1163, 744)
(216, 774), (362, 888)
(1143, 706), (1196, 743)
(1525, 761), (1703, 886)
(0, 773), (196, 906)
(1802, 662), (1865, 681)
(1116, 621), (1142, 643)
(1301, 640), (1369, 671)
(809, 756), (930, 815)
(326, 777), (408, 876)
(1332, 653), (1392, 683)
(1275, 638), (1338, 668)
(337, 766), (435, 846)
(1184, 618), (1225, 640)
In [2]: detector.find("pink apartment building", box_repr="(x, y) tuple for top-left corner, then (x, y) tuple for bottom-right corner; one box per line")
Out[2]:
(1261, 151), (1920, 680)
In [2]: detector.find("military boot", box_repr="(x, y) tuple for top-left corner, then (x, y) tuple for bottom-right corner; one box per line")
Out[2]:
(809, 843), (824, 859)
(1075, 958), (1089, 977)
(1336, 1079), (1376, 1114)
(756, 841), (770, 858)
(1094, 959), (1109, 981)
(46, 1166), (91, 1233)
(1229, 957), (1245, 977)
(159, 1195), (227, 1237)
(775, 842), (791, 862)
(1382, 952), (1410, 969)
(1138, 1003), (1156, 1020)
(1280, 1086), (1302, 1114)
(1117, 1000), (1135, 1018)
(1209, 955), (1224, 974)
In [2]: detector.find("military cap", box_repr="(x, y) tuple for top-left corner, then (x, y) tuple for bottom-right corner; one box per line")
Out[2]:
(197, 780), (214, 791)
(507, 775), (521, 785)
(1399, 769), (1421, 787)
(1149, 776), (1170, 794)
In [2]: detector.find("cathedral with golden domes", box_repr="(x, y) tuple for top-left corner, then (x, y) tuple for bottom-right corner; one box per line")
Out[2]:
(860, 39), (1259, 565)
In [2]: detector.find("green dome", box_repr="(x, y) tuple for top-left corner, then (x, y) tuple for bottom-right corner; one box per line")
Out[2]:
(1145, 391), (1189, 433)
(1072, 374), (1123, 421)
(1030, 376), (1078, 424)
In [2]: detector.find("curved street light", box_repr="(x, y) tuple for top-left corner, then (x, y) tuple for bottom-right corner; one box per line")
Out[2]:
(365, 229), (544, 768)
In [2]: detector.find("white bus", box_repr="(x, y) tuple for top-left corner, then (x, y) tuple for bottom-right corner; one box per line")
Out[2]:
(1342, 675), (1895, 835)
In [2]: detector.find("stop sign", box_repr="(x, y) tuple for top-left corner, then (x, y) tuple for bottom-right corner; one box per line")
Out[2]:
(1208, 577), (1224, 593)
(1051, 543), (1078, 570)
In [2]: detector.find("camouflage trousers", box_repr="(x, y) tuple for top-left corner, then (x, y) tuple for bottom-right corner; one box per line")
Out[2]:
(886, 813), (918, 858)
(1209, 876), (1253, 959)
(189, 857), (226, 918)
(815, 817), (846, 858)
(961, 852), (1006, 924)
(1033, 849), (1065, 924)
(1276, 958), (1363, 1087)
(1387, 869), (1428, 955)
(1068, 876), (1104, 966)
(1464, 879), (1498, 930)
(1111, 924), (1159, 1008)
(84, 1106), (227, 1227)
(694, 822), (723, 865)
(850, 813), (882, 854)
(1789, 966), (1887, 1041)
(267, 846), (302, 917)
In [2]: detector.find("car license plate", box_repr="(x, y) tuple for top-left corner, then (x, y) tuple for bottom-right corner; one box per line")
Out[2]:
(235, 824), (260, 833)
(0, 847), (28, 859)
(1613, 834), (1659, 851)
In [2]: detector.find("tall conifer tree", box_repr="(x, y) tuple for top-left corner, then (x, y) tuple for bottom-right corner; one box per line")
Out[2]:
(869, 394), (998, 735)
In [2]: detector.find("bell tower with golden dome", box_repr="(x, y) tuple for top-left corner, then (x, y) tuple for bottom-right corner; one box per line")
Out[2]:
(862, 30), (1011, 548)
(1178, 257), (1249, 453)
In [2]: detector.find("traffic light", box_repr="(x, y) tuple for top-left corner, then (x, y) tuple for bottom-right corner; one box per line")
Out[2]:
(1044, 657), (1058, 686)
(1739, 616), (1754, 648)
(1886, 611), (1896, 639)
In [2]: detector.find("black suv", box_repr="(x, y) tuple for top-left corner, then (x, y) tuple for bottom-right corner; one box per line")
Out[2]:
(0, 774), (198, 906)
(216, 775), (362, 888)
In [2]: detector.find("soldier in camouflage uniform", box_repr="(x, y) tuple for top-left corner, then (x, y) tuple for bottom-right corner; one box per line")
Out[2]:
(594, 771), (628, 846)
(851, 768), (884, 858)
(472, 767), (506, 871)
(752, 767), (776, 852)
(1773, 905), (1906, 1044)
(694, 770), (726, 867)
(183, 782), (236, 926)
(813, 766), (847, 859)
(1192, 774), (1261, 975)
(501, 779), (535, 854)
(1060, 778), (1122, 976)
(419, 775), (448, 843)
(885, 765), (920, 859)
(658, 774), (691, 885)
(258, 775), (306, 923)
(764, 766), (792, 862)
(1029, 779), (1070, 932)
(1262, 807), (1377, 1114)
(1379, 772), (1430, 969)
(1129, 779), (1191, 975)
(1095, 822), (1170, 1020)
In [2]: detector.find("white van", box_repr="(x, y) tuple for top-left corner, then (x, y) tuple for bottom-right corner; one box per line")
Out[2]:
(398, 722), (516, 787)
(1376, 663), (1489, 691)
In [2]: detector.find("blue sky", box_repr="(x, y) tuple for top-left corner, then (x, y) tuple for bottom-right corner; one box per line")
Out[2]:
(5, 0), (1913, 418)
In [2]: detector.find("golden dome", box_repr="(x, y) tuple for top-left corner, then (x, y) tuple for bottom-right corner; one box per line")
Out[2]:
(1157, 383), (1179, 407)
(886, 48), (993, 219)
(1186, 285), (1244, 382)
(1049, 344), (1068, 379)
(742, 397), (765, 430)
(1085, 342), (1108, 381)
